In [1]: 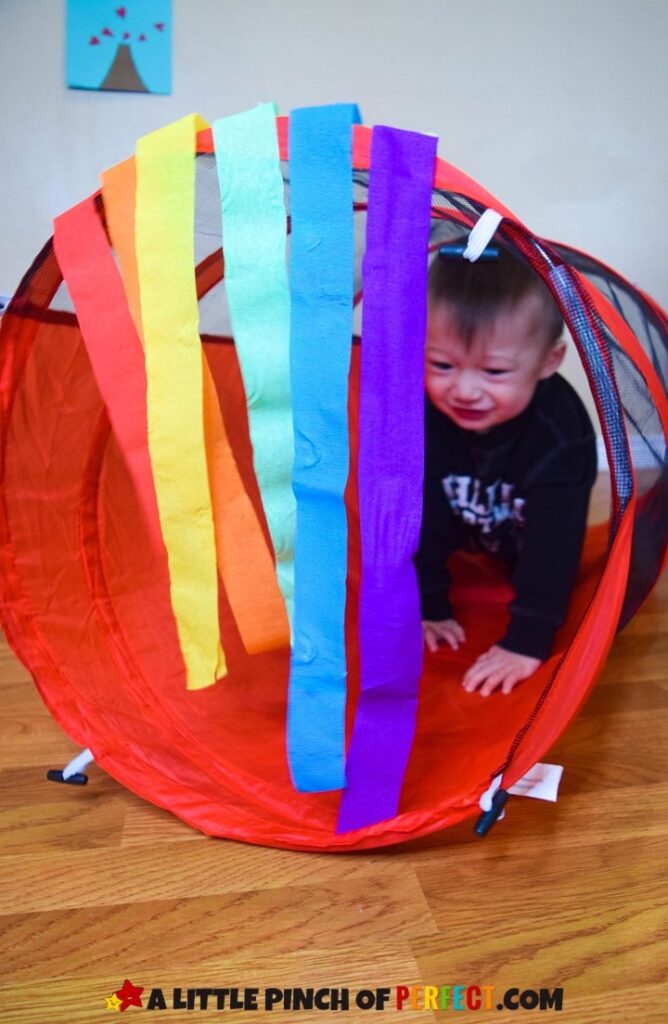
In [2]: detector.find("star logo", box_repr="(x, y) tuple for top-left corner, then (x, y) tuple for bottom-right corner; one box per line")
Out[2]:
(115, 979), (144, 1012)
(104, 992), (122, 1012)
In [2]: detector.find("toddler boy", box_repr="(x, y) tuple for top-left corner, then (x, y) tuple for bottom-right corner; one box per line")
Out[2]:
(415, 245), (597, 696)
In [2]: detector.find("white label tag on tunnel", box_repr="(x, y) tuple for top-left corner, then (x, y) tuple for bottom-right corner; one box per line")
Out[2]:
(508, 763), (563, 802)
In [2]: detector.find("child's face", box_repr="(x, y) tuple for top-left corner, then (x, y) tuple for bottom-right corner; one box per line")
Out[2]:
(425, 293), (566, 432)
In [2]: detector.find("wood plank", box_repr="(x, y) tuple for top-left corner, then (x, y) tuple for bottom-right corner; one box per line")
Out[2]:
(0, 874), (438, 983)
(546, 709), (667, 792)
(395, 782), (668, 859)
(411, 834), (667, 1003)
(0, 941), (426, 1023)
(0, 680), (82, 770)
(0, 841), (395, 914)
(0, 795), (126, 856)
(120, 800), (204, 846)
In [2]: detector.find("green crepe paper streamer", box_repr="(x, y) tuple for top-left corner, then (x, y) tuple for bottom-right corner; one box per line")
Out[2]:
(213, 104), (295, 621)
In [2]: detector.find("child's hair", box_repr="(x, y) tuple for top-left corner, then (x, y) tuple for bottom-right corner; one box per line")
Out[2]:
(428, 243), (564, 347)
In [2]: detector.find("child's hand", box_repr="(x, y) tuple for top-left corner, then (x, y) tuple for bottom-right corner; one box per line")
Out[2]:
(422, 618), (466, 653)
(462, 645), (541, 696)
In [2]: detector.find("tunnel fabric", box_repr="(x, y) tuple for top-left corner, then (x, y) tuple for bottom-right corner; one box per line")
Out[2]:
(0, 106), (665, 850)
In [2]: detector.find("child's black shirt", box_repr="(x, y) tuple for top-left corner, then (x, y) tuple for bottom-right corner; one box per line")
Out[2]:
(415, 373), (598, 659)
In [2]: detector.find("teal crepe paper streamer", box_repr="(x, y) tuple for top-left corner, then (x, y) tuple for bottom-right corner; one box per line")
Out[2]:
(213, 104), (295, 621)
(286, 103), (361, 793)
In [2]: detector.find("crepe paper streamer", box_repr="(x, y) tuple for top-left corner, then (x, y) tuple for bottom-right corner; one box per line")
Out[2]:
(101, 158), (143, 337)
(135, 113), (225, 690)
(337, 125), (437, 833)
(53, 196), (165, 557)
(286, 104), (361, 793)
(212, 104), (295, 622)
(202, 358), (290, 654)
(101, 154), (286, 657)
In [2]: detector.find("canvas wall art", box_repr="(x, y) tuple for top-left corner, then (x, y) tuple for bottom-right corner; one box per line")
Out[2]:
(66, 0), (172, 94)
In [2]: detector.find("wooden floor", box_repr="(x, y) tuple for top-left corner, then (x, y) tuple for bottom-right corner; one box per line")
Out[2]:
(0, 478), (666, 1023)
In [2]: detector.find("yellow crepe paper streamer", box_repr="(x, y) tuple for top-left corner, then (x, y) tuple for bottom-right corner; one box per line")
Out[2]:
(135, 113), (224, 690)
(102, 150), (289, 657)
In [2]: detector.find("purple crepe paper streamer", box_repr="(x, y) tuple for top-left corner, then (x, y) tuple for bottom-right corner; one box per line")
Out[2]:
(336, 125), (437, 833)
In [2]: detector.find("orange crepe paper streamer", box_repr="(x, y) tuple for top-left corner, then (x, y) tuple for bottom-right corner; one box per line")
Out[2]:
(202, 357), (290, 653)
(101, 159), (143, 337)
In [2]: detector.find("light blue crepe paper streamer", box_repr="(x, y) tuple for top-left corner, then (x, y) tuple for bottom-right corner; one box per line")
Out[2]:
(337, 125), (437, 832)
(213, 104), (295, 621)
(287, 104), (361, 793)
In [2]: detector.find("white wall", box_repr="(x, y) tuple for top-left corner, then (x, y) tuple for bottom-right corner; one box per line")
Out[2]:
(2, 0), (666, 306)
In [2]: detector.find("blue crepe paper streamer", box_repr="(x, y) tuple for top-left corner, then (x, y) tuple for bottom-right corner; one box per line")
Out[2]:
(287, 103), (361, 793)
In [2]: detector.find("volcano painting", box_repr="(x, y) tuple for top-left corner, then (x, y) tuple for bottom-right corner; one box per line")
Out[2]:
(66, 1), (172, 94)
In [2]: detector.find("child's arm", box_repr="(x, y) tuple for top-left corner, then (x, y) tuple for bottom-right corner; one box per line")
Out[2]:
(415, 513), (468, 654)
(414, 464), (461, 631)
(501, 457), (595, 659)
(463, 436), (597, 695)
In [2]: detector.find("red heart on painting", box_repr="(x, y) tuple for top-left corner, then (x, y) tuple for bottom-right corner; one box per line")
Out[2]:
(89, 35), (100, 45)
(116, 6), (126, 17)
(101, 27), (113, 37)
(154, 22), (165, 30)
(122, 31), (130, 40)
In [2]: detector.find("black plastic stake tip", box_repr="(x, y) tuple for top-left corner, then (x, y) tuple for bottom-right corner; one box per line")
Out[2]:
(474, 788), (509, 837)
(46, 769), (89, 786)
(438, 244), (499, 262)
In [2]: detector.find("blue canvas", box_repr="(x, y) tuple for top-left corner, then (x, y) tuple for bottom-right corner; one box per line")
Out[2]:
(66, 0), (172, 94)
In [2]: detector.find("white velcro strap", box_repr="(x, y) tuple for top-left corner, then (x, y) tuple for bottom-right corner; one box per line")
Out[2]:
(479, 773), (503, 812)
(463, 208), (504, 262)
(62, 747), (94, 779)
